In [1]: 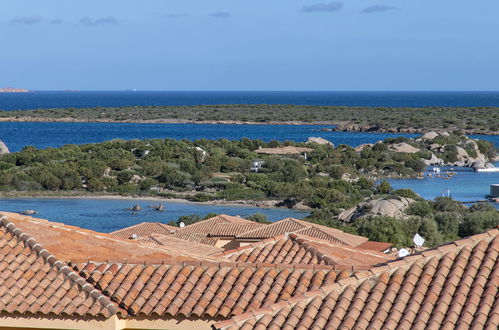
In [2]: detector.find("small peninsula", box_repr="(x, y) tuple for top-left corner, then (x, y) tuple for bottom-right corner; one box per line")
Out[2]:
(0, 104), (498, 135)
(0, 87), (29, 93)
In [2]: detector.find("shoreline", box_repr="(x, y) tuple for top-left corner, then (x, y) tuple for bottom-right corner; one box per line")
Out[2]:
(0, 117), (337, 126)
(0, 192), (312, 211)
(0, 117), (497, 135)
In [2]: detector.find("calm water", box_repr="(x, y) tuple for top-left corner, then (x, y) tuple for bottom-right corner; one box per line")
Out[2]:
(388, 165), (499, 209)
(2, 91), (499, 110)
(0, 122), (424, 152)
(0, 198), (309, 233)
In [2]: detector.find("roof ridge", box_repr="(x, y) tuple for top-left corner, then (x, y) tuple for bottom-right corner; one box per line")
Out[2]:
(0, 215), (121, 317)
(212, 234), (288, 257)
(212, 229), (499, 329)
(68, 259), (337, 270)
(292, 233), (392, 261)
(294, 226), (349, 245)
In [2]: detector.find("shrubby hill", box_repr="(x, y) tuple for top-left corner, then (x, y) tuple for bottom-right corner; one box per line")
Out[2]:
(0, 134), (497, 247)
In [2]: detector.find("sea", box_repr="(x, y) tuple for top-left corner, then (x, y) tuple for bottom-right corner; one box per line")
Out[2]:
(2, 90), (499, 110)
(0, 91), (498, 231)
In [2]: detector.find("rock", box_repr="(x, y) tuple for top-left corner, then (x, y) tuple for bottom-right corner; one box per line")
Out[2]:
(388, 143), (420, 154)
(306, 137), (333, 146)
(132, 204), (141, 211)
(338, 197), (415, 222)
(471, 160), (494, 170)
(440, 131), (450, 136)
(20, 210), (37, 215)
(152, 204), (165, 212)
(130, 174), (143, 184)
(423, 153), (445, 166)
(419, 131), (439, 140)
(354, 143), (373, 152)
(455, 146), (469, 160)
(0, 140), (9, 155)
(102, 167), (112, 177)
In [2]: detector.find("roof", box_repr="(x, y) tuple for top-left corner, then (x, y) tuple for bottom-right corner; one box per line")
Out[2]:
(255, 146), (314, 155)
(214, 229), (499, 330)
(110, 222), (177, 243)
(165, 214), (266, 246)
(357, 240), (393, 252)
(178, 214), (262, 235)
(1, 212), (201, 262)
(147, 234), (224, 256)
(215, 234), (393, 269)
(70, 260), (349, 319)
(0, 216), (119, 318)
(236, 218), (369, 247)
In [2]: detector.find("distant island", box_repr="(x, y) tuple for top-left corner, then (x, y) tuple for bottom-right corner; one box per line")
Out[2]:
(0, 104), (498, 135)
(0, 87), (29, 93)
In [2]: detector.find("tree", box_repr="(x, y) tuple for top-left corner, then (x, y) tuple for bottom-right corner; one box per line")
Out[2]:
(355, 216), (411, 248)
(377, 181), (392, 194)
(246, 213), (270, 223)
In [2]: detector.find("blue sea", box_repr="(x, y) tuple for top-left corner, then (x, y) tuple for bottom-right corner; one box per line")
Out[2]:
(0, 198), (309, 233)
(1, 91), (499, 110)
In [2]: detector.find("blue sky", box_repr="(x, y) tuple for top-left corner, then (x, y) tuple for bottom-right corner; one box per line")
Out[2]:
(1, 0), (499, 91)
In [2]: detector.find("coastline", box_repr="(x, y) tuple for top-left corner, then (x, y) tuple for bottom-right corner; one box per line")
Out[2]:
(0, 191), (312, 211)
(0, 116), (337, 126)
(0, 116), (497, 135)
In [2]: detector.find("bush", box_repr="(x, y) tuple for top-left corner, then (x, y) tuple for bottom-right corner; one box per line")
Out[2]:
(355, 216), (411, 248)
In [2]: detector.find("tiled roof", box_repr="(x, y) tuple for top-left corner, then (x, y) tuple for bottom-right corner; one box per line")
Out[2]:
(1, 212), (201, 262)
(255, 146), (314, 155)
(70, 261), (350, 319)
(170, 232), (220, 246)
(110, 222), (177, 243)
(357, 240), (393, 252)
(0, 216), (119, 318)
(164, 214), (266, 246)
(178, 214), (262, 235)
(208, 222), (266, 237)
(215, 234), (393, 269)
(236, 218), (369, 247)
(147, 234), (224, 257)
(214, 229), (499, 330)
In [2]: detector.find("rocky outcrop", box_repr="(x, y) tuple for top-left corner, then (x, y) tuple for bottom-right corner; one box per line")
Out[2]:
(423, 154), (445, 166)
(0, 140), (9, 155)
(388, 143), (420, 154)
(338, 197), (415, 222)
(354, 143), (374, 152)
(306, 137), (333, 146)
(419, 131), (439, 141)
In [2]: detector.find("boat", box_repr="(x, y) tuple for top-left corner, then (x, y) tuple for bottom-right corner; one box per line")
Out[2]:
(474, 167), (499, 172)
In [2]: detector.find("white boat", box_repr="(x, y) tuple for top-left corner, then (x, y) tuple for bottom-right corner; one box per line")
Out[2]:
(475, 167), (499, 172)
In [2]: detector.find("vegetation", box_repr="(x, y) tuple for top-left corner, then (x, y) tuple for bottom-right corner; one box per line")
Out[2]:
(0, 137), (441, 211)
(1, 104), (499, 134)
(305, 198), (499, 248)
(0, 135), (497, 248)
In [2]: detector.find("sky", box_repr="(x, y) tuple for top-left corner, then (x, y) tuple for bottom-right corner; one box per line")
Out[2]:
(1, 0), (499, 91)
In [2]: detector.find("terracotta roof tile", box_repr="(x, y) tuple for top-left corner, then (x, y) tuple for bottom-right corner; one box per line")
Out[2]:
(0, 212), (202, 263)
(214, 230), (499, 329)
(215, 234), (393, 268)
(0, 216), (120, 318)
(110, 222), (177, 242)
(236, 218), (368, 247)
(70, 260), (350, 319)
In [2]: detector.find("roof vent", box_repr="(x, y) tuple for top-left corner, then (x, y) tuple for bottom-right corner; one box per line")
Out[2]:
(129, 234), (138, 240)
(398, 248), (410, 258)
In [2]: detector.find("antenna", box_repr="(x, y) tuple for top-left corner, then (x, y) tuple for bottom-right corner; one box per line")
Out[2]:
(413, 233), (425, 247)
(398, 248), (410, 258)
(179, 222), (185, 228)
(130, 234), (138, 240)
